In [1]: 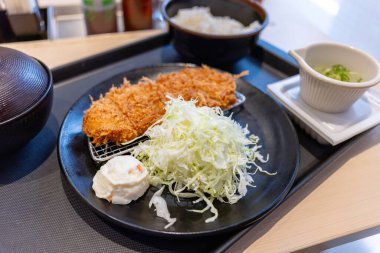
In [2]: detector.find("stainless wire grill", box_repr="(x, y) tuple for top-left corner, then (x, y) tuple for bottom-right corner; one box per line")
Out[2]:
(88, 136), (148, 163)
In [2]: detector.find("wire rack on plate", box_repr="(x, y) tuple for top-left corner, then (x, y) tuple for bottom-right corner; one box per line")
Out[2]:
(88, 136), (149, 163)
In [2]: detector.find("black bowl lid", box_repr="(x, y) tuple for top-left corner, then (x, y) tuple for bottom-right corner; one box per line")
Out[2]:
(0, 46), (49, 124)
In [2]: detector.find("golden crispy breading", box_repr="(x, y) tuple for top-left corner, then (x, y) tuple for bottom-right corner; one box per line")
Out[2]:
(82, 94), (138, 145)
(156, 66), (237, 108)
(110, 78), (166, 138)
(82, 66), (243, 146)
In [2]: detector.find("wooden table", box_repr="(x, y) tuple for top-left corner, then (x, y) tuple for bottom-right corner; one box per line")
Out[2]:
(3, 1), (380, 252)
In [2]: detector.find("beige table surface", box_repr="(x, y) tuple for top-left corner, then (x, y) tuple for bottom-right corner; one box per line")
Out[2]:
(2, 29), (164, 70)
(2, 1), (380, 252)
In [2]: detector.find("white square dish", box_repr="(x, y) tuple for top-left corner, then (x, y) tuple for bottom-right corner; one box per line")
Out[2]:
(267, 75), (380, 145)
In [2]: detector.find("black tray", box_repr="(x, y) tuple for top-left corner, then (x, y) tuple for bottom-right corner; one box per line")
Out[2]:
(0, 33), (358, 253)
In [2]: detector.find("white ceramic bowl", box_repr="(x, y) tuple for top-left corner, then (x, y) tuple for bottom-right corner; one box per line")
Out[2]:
(289, 42), (380, 113)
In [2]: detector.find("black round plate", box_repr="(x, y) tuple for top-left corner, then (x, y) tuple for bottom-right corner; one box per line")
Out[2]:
(58, 64), (299, 237)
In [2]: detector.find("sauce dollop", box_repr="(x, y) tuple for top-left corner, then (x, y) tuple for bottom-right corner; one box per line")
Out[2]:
(92, 155), (149, 204)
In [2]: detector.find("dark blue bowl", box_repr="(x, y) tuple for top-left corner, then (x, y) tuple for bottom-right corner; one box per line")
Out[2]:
(0, 47), (53, 155)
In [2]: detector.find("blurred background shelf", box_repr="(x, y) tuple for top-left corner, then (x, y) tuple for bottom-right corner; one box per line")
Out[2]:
(2, 0), (378, 63)
(35, 0), (380, 61)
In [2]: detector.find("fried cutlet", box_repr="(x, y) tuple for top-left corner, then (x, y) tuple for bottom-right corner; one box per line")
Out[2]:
(82, 66), (245, 146)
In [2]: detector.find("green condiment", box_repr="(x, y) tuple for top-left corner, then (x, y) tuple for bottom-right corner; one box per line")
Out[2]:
(314, 64), (362, 82)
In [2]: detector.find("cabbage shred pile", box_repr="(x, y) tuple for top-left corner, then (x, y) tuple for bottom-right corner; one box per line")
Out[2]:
(131, 97), (273, 223)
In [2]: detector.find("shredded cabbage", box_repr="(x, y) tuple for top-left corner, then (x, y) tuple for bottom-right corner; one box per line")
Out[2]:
(131, 97), (275, 223)
(149, 186), (177, 229)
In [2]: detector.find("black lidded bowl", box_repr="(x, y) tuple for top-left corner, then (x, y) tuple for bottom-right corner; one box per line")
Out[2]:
(162, 0), (268, 66)
(0, 46), (53, 155)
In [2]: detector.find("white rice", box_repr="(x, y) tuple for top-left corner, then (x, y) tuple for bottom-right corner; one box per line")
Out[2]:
(171, 6), (261, 35)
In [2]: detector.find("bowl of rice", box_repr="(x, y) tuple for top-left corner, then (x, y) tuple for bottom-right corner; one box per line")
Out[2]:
(162, 0), (268, 65)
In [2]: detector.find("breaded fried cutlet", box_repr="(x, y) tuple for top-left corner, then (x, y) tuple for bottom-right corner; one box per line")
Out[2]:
(82, 66), (245, 146)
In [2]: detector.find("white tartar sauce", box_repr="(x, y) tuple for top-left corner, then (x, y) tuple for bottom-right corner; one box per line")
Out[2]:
(92, 155), (149, 204)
